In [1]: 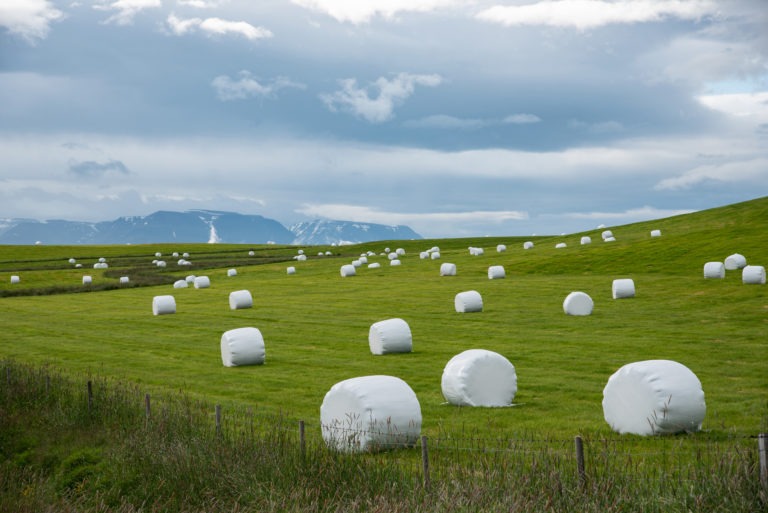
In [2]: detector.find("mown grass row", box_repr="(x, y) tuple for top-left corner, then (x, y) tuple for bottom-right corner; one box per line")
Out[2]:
(1, 360), (764, 512)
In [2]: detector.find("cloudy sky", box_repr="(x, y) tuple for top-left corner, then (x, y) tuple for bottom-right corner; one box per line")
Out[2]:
(1, 0), (766, 237)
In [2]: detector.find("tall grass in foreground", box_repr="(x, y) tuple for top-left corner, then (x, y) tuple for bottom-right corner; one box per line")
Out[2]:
(1, 361), (764, 512)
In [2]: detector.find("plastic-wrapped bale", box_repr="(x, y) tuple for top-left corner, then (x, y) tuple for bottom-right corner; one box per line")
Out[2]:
(612, 278), (635, 299)
(229, 290), (253, 310)
(93, 262), (108, 269)
(601, 230), (613, 240)
(194, 276), (211, 289)
(580, 236), (591, 245)
(455, 290), (483, 313)
(119, 276), (129, 284)
(227, 269), (237, 277)
(185, 275), (196, 284)
(248, 250), (255, 256)
(742, 265), (766, 284)
(496, 244), (506, 252)
(82, 276), (92, 285)
(469, 247), (484, 256)
(488, 265), (505, 280)
(156, 261), (166, 268)
(172, 252), (179, 257)
(352, 259), (362, 267)
(440, 263), (457, 276)
(563, 291), (593, 315)
(152, 295), (176, 316)
(155, 252), (162, 258)
(388, 252), (398, 260)
(650, 229), (661, 237)
(555, 242), (567, 249)
(298, 249), (304, 255)
(396, 248), (405, 256)
(602, 360), (706, 435)
(369, 318), (412, 355)
(703, 262), (725, 279)
(368, 262), (381, 269)
(441, 349), (517, 407)
(420, 251), (429, 259)
(221, 327), (265, 367)
(68, 258), (76, 264)
(390, 259), (401, 266)
(296, 254), (307, 262)
(98, 257), (107, 263)
(430, 252), (441, 260)
(359, 256), (368, 264)
(523, 241), (534, 249)
(320, 375), (421, 452)
(173, 279), (188, 289)
(183, 252), (190, 258)
(287, 266), (296, 275)
(340, 264), (356, 277)
(724, 253), (747, 270)
(604, 237), (616, 242)
(10, 275), (20, 284)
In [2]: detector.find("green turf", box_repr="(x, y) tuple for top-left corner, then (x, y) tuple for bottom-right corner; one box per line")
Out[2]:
(1, 196), (766, 439)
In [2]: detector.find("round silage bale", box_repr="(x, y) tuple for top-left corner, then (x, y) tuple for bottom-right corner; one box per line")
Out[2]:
(523, 241), (534, 249)
(724, 253), (747, 270)
(287, 266), (296, 275)
(229, 289), (253, 310)
(340, 264), (356, 277)
(430, 252), (441, 260)
(320, 375), (422, 452)
(82, 275), (92, 285)
(185, 275), (196, 284)
(441, 349), (517, 407)
(612, 278), (635, 299)
(455, 290), (483, 313)
(352, 259), (362, 267)
(555, 242), (567, 249)
(119, 276), (129, 284)
(248, 250), (255, 256)
(227, 269), (237, 277)
(650, 229), (661, 237)
(703, 262), (725, 279)
(368, 262), (381, 269)
(496, 244), (506, 252)
(742, 265), (766, 284)
(156, 261), (166, 268)
(10, 275), (20, 284)
(563, 291), (593, 315)
(601, 230), (613, 240)
(68, 258), (76, 264)
(194, 276), (211, 288)
(369, 318), (412, 355)
(580, 236), (592, 245)
(602, 359), (706, 435)
(440, 263), (457, 276)
(173, 279), (188, 289)
(419, 251), (429, 259)
(390, 259), (401, 266)
(152, 295), (176, 316)
(488, 265), (505, 280)
(221, 327), (265, 367)
(396, 248), (405, 256)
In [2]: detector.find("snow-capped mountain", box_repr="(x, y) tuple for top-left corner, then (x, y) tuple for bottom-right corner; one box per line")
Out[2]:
(0, 211), (422, 245)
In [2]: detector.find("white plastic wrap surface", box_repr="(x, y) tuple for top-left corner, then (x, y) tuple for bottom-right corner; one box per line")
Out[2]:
(602, 360), (706, 435)
(742, 265), (766, 284)
(194, 276), (211, 288)
(152, 295), (176, 315)
(173, 280), (188, 289)
(441, 349), (517, 407)
(563, 291), (593, 316)
(368, 318), (413, 355)
(221, 327), (265, 367)
(488, 265), (505, 280)
(724, 253), (747, 270)
(612, 279), (635, 299)
(455, 290), (483, 313)
(440, 263), (457, 276)
(229, 290), (253, 310)
(340, 264), (356, 277)
(320, 375), (422, 452)
(703, 262), (725, 279)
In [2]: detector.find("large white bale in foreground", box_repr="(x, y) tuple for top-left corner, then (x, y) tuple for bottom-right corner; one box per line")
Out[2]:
(563, 291), (593, 316)
(320, 375), (422, 452)
(194, 276), (211, 288)
(742, 265), (766, 284)
(229, 289), (253, 310)
(368, 318), (412, 355)
(221, 327), (265, 367)
(602, 360), (706, 435)
(340, 264), (356, 277)
(724, 253), (747, 270)
(441, 349), (517, 407)
(440, 263), (457, 276)
(703, 262), (725, 279)
(455, 290), (483, 313)
(488, 265), (505, 280)
(152, 295), (176, 316)
(612, 279), (635, 299)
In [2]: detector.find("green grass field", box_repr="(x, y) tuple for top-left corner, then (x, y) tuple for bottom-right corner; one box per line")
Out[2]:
(1, 196), (766, 440)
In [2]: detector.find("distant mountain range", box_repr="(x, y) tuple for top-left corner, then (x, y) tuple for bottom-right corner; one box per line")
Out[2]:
(0, 210), (422, 246)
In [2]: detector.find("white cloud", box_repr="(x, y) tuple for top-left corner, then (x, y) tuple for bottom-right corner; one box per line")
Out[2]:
(290, 0), (459, 24)
(654, 158), (768, 190)
(569, 119), (624, 134)
(94, 0), (161, 25)
(211, 72), (305, 101)
(562, 206), (695, 220)
(177, 0), (220, 7)
(404, 115), (487, 130)
(0, 0), (63, 42)
(321, 73), (443, 123)
(503, 113), (541, 124)
(477, 0), (718, 30)
(166, 13), (273, 40)
(697, 91), (768, 122)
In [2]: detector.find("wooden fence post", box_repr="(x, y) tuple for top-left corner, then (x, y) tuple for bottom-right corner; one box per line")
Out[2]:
(575, 435), (586, 487)
(299, 420), (306, 460)
(421, 435), (431, 491)
(759, 433), (767, 493)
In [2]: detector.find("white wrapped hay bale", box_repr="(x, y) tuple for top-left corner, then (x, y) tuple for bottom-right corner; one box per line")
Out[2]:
(156, 261), (166, 268)
(68, 258), (76, 264)
(221, 327), (265, 367)
(93, 262), (108, 269)
(155, 252), (162, 258)
(497, 244), (506, 252)
(742, 265), (766, 284)
(368, 262), (381, 269)
(604, 237), (616, 242)
(98, 257), (107, 263)
(172, 252), (179, 258)
(287, 266), (296, 275)
(441, 349), (517, 407)
(152, 295), (176, 316)
(523, 241), (534, 249)
(185, 275), (196, 284)
(440, 263), (457, 276)
(359, 256), (368, 264)
(298, 249), (304, 255)
(555, 242), (567, 249)
(229, 289), (253, 310)
(119, 276), (129, 284)
(563, 291), (593, 316)
(173, 279), (188, 289)
(488, 265), (505, 280)
(419, 251), (429, 259)
(455, 290), (483, 313)
(297, 254), (307, 262)
(340, 264), (356, 277)
(248, 250), (255, 256)
(651, 229), (662, 237)
(320, 375), (421, 452)
(469, 247), (484, 256)
(227, 269), (237, 277)
(724, 253), (747, 270)
(82, 275), (92, 285)
(390, 259), (401, 266)
(601, 230), (613, 240)
(369, 318), (412, 355)
(430, 251), (441, 260)
(396, 248), (405, 256)
(194, 276), (211, 289)
(612, 278), (635, 299)
(10, 275), (20, 284)
(580, 236), (592, 245)
(388, 252), (398, 260)
(703, 262), (725, 279)
(602, 360), (706, 435)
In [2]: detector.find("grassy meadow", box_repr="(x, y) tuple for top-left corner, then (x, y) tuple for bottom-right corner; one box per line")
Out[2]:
(1, 197), (767, 440)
